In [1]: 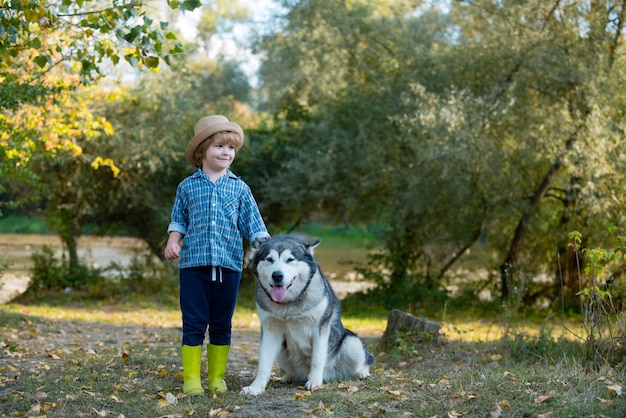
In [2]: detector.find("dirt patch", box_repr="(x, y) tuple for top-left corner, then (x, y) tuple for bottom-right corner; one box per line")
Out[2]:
(0, 315), (260, 373)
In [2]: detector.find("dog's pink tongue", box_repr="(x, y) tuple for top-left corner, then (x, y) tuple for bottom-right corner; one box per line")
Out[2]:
(271, 285), (288, 303)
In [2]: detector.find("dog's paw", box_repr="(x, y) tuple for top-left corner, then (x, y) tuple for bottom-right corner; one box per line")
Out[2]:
(280, 374), (295, 383)
(240, 385), (265, 396)
(357, 368), (371, 379)
(305, 378), (324, 391)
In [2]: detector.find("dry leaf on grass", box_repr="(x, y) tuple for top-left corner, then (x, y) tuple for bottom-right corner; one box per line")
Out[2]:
(607, 383), (622, 397)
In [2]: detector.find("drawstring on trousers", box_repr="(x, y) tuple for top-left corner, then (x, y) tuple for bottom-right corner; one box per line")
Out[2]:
(211, 266), (222, 283)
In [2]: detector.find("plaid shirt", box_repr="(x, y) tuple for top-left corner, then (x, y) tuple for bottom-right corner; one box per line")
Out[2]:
(167, 169), (269, 272)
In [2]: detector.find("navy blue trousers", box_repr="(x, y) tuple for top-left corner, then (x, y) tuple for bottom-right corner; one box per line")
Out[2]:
(179, 266), (241, 346)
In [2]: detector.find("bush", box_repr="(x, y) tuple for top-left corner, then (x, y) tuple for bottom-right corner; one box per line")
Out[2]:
(28, 246), (69, 293)
(23, 246), (178, 304)
(569, 229), (626, 368)
(104, 252), (179, 305)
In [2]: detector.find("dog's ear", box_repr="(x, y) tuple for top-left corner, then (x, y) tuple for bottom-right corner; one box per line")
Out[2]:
(306, 239), (321, 255)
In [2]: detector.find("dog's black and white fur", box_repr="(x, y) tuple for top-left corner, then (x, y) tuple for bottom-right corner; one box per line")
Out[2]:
(240, 235), (375, 396)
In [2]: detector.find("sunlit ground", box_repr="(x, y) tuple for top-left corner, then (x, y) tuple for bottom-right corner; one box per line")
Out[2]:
(0, 303), (586, 345)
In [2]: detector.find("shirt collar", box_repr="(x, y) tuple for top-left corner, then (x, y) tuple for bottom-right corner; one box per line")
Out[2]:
(191, 168), (239, 181)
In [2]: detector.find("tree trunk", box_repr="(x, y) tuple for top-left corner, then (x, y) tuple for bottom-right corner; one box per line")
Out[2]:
(380, 309), (440, 347)
(499, 158), (562, 298)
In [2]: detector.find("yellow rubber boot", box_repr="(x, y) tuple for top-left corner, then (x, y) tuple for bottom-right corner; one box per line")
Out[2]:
(206, 343), (230, 393)
(181, 345), (204, 395)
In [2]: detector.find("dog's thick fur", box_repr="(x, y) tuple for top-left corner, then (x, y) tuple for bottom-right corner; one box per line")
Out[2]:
(240, 235), (375, 396)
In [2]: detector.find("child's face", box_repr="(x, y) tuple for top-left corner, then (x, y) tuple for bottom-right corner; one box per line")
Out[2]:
(202, 139), (236, 173)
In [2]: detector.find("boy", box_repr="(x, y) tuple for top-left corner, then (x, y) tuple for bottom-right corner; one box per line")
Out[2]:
(165, 115), (270, 395)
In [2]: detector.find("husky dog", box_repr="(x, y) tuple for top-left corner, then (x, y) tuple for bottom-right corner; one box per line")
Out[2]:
(240, 235), (375, 396)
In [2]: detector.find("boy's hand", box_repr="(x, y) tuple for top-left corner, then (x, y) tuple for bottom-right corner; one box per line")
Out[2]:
(164, 243), (180, 260)
(251, 235), (270, 250)
(164, 231), (183, 260)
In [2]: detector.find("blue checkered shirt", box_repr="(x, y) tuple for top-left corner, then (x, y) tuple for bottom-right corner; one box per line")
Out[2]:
(167, 169), (270, 272)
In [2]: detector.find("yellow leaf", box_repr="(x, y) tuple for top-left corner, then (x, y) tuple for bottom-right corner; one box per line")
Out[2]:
(294, 391), (312, 400)
(386, 389), (402, 399)
(157, 399), (170, 408)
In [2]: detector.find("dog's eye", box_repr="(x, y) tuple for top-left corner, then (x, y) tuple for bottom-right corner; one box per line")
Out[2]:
(286, 257), (295, 263)
(265, 257), (273, 263)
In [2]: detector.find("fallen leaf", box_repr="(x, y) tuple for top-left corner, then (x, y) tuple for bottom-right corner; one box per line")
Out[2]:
(597, 397), (615, 407)
(503, 371), (516, 381)
(534, 394), (552, 404)
(386, 388), (402, 399)
(92, 408), (107, 416)
(489, 401), (501, 418)
(607, 383), (622, 397)
(538, 413), (554, 418)
(295, 391), (312, 400)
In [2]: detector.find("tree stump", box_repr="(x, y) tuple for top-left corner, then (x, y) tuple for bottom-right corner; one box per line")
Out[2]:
(380, 309), (440, 348)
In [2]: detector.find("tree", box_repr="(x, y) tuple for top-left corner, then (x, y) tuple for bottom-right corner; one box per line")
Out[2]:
(252, 0), (626, 307)
(1, 0), (201, 213)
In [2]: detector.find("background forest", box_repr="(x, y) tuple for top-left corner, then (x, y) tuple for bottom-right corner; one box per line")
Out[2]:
(3, 1), (626, 416)
(2, 0), (626, 318)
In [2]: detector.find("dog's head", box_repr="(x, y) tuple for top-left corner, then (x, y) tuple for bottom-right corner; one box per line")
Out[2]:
(253, 235), (320, 303)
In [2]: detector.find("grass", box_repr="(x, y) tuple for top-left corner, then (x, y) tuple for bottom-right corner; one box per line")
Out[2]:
(1, 225), (625, 416)
(0, 215), (48, 234)
(1, 296), (625, 417)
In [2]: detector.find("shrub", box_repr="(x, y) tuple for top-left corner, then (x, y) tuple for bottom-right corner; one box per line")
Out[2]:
(569, 229), (626, 368)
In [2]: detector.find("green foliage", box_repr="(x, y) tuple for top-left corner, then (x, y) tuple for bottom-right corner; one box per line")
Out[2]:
(0, 215), (47, 233)
(508, 331), (578, 364)
(26, 245), (101, 295)
(23, 245), (179, 304)
(569, 230), (626, 368)
(0, 0), (201, 215)
(250, 0), (626, 307)
(104, 254), (179, 305)
(0, 0), (197, 82)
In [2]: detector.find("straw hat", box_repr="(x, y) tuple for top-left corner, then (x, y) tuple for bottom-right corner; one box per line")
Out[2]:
(185, 115), (244, 167)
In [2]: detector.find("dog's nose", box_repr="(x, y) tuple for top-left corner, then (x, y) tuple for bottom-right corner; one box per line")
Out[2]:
(271, 271), (283, 282)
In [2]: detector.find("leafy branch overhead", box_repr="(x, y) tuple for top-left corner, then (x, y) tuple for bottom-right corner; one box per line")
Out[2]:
(0, 0), (200, 76)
